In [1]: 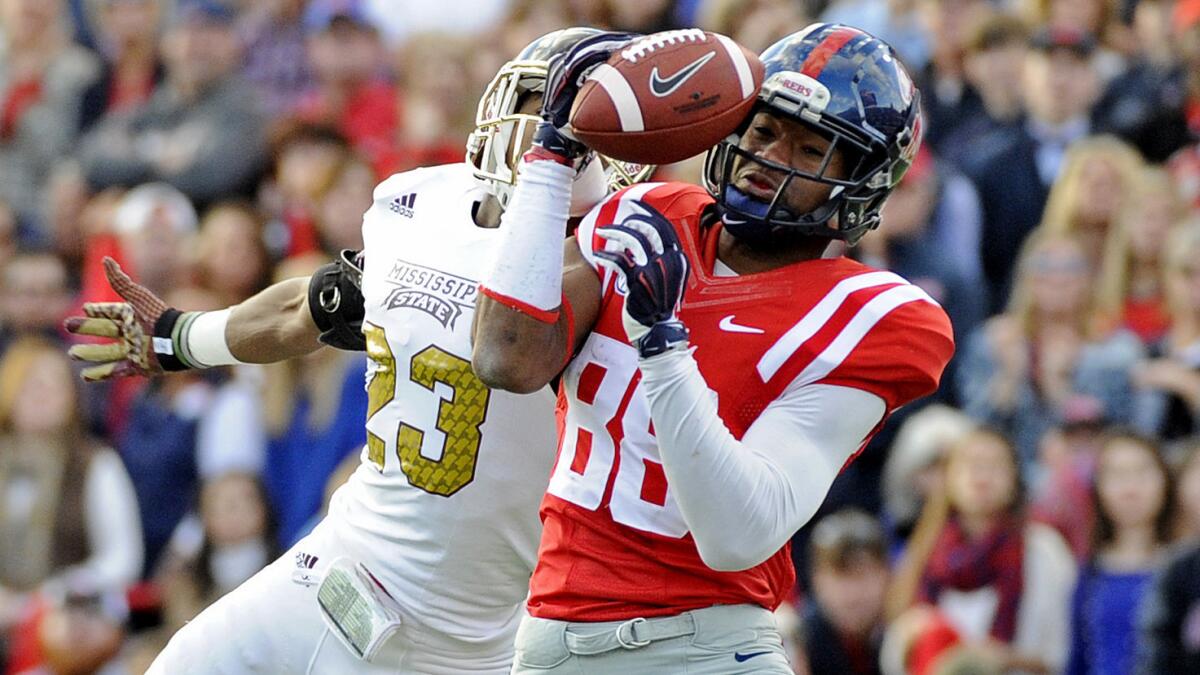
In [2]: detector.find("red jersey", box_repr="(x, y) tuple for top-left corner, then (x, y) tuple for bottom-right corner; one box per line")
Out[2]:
(529, 183), (954, 621)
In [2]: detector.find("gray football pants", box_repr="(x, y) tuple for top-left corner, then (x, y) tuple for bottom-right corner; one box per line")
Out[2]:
(510, 604), (793, 674)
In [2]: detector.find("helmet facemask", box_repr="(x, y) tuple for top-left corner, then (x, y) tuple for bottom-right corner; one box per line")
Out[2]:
(704, 73), (920, 245)
(466, 60), (546, 210)
(467, 58), (658, 211)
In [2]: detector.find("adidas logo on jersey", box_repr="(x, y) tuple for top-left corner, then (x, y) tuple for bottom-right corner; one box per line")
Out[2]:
(389, 193), (418, 218)
(295, 552), (319, 569)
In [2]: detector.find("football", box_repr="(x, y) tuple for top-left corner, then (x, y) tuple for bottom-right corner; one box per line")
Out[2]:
(569, 29), (764, 165)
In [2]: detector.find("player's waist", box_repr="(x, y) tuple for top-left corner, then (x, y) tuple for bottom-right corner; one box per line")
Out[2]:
(322, 500), (536, 635)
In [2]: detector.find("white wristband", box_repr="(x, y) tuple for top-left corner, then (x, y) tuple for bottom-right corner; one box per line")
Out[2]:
(481, 159), (574, 319)
(184, 309), (241, 367)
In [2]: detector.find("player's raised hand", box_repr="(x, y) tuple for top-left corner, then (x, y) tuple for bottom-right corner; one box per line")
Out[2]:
(64, 257), (187, 381)
(593, 201), (690, 358)
(532, 31), (639, 164)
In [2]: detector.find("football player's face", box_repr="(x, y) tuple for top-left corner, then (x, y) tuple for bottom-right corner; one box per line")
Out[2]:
(733, 111), (847, 218)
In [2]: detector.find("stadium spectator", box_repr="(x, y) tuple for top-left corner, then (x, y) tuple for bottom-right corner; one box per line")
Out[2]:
(263, 123), (351, 259)
(1092, 168), (1186, 348)
(1067, 432), (1173, 675)
(888, 429), (1076, 674)
(942, 12), (1029, 165)
(0, 0), (100, 224)
(962, 27), (1102, 311)
(1091, 0), (1190, 162)
(260, 259), (366, 547)
(190, 202), (271, 307)
(1133, 222), (1200, 442)
(157, 472), (277, 631)
(7, 580), (129, 675)
(115, 287), (225, 577)
(1040, 136), (1146, 270)
(700, 0), (811, 53)
(0, 252), (73, 353)
(956, 230), (1148, 466)
(78, 0), (165, 134)
(77, 0), (268, 207)
(882, 405), (977, 548)
(295, 7), (397, 172)
(0, 338), (142, 628)
(383, 32), (476, 174)
(912, 0), (989, 152)
(313, 154), (373, 254)
(1030, 395), (1108, 560)
(794, 509), (890, 675)
(1136, 538), (1200, 674)
(237, 0), (313, 117)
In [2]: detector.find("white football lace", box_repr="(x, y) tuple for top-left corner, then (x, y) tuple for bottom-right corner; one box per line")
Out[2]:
(621, 29), (706, 63)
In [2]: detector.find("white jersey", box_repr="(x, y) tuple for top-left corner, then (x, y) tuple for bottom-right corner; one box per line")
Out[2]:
(328, 163), (558, 649)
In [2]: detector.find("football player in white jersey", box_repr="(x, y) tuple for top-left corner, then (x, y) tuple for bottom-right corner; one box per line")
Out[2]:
(63, 28), (647, 675)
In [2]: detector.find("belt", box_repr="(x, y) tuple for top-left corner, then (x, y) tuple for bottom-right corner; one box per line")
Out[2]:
(563, 614), (697, 655)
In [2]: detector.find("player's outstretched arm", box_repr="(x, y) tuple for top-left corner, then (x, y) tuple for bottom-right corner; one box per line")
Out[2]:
(472, 239), (600, 393)
(66, 253), (365, 380)
(472, 31), (630, 393)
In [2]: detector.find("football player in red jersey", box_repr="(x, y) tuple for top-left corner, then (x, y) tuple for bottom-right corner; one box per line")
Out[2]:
(472, 24), (954, 673)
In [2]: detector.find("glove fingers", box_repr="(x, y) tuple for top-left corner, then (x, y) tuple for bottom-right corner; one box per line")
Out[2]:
(69, 342), (129, 363)
(593, 250), (633, 278)
(619, 216), (665, 255)
(82, 302), (134, 321)
(79, 361), (136, 383)
(63, 316), (120, 338)
(596, 226), (652, 266)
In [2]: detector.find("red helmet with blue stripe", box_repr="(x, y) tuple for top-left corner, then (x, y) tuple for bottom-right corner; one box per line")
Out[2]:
(702, 23), (923, 245)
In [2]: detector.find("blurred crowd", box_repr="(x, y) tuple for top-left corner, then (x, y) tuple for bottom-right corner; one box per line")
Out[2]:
(0, 0), (1198, 673)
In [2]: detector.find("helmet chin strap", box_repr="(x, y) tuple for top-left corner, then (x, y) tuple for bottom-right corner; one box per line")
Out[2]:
(720, 186), (797, 242)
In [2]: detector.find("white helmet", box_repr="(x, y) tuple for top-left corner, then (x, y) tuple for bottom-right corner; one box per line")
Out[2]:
(466, 28), (654, 212)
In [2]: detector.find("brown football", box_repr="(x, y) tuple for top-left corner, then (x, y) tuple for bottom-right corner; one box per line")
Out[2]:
(569, 29), (764, 165)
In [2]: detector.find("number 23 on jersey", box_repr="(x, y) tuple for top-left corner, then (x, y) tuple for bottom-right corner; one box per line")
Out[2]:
(363, 323), (491, 497)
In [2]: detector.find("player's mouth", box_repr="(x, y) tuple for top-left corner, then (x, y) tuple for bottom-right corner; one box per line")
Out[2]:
(737, 171), (780, 200)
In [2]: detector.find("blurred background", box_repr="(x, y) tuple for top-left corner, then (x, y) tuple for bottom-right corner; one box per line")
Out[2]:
(1, 0), (1199, 673)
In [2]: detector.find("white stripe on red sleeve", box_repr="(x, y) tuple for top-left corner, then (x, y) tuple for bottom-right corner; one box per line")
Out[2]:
(756, 271), (908, 381)
(792, 283), (936, 388)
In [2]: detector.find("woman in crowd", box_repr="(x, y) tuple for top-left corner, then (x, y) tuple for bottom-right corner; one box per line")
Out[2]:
(158, 471), (278, 632)
(882, 404), (977, 548)
(956, 229), (1148, 468)
(0, 337), (142, 631)
(1134, 222), (1200, 442)
(1040, 136), (1146, 270)
(888, 429), (1076, 674)
(1066, 432), (1173, 675)
(1094, 169), (1187, 348)
(191, 201), (272, 308)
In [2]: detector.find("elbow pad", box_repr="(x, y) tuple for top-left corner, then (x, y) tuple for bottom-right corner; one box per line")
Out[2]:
(308, 249), (366, 351)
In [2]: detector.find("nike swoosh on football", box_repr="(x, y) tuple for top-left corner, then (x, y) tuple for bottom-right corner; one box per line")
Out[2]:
(719, 315), (764, 334)
(649, 50), (716, 98)
(733, 651), (771, 663)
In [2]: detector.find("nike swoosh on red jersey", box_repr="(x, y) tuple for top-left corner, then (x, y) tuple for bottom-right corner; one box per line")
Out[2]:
(718, 315), (765, 334)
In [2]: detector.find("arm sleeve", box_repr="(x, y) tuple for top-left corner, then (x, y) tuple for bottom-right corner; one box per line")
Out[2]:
(638, 348), (885, 571)
(68, 449), (144, 589)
